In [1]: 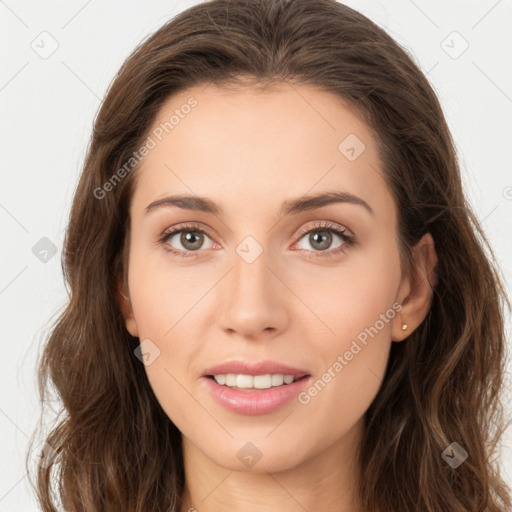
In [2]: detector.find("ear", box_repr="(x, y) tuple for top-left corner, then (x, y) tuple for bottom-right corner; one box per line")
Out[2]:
(392, 232), (438, 342)
(117, 277), (139, 338)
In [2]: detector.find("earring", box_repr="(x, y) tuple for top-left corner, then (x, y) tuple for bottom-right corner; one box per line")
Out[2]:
(401, 324), (408, 331)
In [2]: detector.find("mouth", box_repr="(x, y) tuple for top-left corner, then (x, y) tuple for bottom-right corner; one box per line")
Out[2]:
(201, 372), (313, 415)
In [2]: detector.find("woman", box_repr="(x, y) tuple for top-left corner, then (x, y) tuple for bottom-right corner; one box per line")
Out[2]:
(27, 0), (512, 510)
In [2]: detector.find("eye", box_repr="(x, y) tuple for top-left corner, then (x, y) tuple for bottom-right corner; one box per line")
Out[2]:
(157, 223), (215, 258)
(293, 220), (356, 258)
(158, 220), (356, 259)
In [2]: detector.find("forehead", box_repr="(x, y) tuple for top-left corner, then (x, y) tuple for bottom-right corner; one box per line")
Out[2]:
(131, 82), (393, 220)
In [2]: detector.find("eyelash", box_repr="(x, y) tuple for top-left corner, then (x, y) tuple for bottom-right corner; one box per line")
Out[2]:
(157, 221), (356, 259)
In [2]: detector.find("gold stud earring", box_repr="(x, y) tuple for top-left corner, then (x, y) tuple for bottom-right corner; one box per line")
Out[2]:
(401, 324), (408, 331)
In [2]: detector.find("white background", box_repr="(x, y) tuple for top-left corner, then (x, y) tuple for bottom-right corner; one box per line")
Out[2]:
(1, 0), (511, 510)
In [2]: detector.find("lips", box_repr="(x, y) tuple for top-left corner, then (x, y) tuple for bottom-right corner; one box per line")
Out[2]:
(202, 372), (313, 415)
(203, 359), (310, 379)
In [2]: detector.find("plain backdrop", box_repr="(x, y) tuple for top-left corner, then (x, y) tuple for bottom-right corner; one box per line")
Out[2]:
(1, 0), (511, 510)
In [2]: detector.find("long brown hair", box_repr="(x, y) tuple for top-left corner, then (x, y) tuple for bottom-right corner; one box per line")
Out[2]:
(27, 0), (512, 510)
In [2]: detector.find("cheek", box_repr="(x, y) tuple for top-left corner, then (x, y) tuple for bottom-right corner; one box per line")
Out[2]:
(126, 245), (213, 428)
(292, 292), (397, 452)
(294, 245), (400, 421)
(127, 239), (206, 336)
(296, 239), (401, 348)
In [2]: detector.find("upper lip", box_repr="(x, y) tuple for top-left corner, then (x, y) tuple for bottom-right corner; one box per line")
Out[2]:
(203, 360), (310, 378)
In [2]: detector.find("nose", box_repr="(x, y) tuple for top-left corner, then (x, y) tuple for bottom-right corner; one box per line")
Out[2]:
(216, 245), (289, 341)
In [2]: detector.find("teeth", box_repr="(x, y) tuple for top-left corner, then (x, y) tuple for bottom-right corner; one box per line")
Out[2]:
(213, 373), (298, 389)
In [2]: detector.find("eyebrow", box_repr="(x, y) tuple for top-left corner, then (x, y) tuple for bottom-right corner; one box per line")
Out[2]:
(144, 191), (374, 217)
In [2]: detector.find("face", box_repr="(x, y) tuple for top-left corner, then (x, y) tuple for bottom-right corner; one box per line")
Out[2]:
(120, 81), (413, 472)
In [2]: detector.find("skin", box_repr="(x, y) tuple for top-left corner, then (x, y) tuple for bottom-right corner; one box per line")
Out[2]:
(118, 81), (438, 512)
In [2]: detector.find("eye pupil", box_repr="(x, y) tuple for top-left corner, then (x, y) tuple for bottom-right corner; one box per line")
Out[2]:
(310, 231), (332, 251)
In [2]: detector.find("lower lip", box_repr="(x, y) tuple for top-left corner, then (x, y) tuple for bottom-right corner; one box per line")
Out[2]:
(201, 375), (312, 415)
